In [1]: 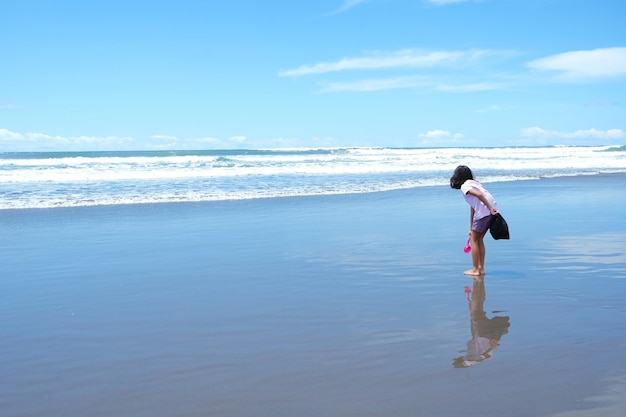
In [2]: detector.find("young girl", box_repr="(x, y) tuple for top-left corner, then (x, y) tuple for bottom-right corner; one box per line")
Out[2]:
(450, 166), (498, 276)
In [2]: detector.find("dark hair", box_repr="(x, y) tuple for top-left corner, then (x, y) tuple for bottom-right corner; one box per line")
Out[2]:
(450, 165), (473, 189)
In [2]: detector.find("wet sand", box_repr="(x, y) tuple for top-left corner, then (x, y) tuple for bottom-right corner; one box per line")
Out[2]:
(2, 174), (626, 417)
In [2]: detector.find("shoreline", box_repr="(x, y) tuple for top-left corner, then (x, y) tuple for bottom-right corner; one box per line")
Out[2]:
(2, 171), (626, 213)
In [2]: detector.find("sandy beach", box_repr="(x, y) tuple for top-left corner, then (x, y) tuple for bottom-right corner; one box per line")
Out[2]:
(2, 174), (626, 417)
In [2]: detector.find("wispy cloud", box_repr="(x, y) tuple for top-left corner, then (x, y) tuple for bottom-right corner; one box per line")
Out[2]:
(0, 104), (23, 109)
(476, 104), (504, 113)
(280, 49), (491, 77)
(327, 0), (370, 15)
(281, 46), (626, 94)
(327, 0), (479, 15)
(437, 82), (506, 92)
(584, 101), (618, 107)
(527, 47), (626, 81)
(427, 0), (477, 4)
(318, 75), (430, 92)
(520, 127), (626, 140)
(319, 77), (504, 93)
(280, 48), (517, 93)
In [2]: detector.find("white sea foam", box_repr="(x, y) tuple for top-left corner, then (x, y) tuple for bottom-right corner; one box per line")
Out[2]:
(1, 146), (624, 209)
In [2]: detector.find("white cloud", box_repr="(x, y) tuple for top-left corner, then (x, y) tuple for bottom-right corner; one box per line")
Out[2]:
(0, 128), (304, 151)
(417, 129), (464, 146)
(0, 128), (22, 140)
(229, 135), (247, 144)
(527, 47), (626, 81)
(280, 46), (626, 95)
(419, 129), (464, 139)
(279, 49), (490, 77)
(0, 128), (134, 151)
(520, 127), (626, 140)
(0, 128), (239, 151)
(148, 135), (180, 150)
(151, 134), (178, 141)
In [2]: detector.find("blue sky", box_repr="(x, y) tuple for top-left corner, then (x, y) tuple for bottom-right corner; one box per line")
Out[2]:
(1, 0), (625, 151)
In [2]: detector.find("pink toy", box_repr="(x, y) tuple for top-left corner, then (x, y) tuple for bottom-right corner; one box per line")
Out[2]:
(463, 237), (471, 253)
(464, 286), (472, 301)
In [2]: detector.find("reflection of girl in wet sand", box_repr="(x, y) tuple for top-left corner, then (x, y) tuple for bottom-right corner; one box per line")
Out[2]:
(454, 277), (510, 368)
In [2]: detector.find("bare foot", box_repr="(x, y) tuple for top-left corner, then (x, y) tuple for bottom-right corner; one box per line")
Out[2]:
(464, 269), (485, 276)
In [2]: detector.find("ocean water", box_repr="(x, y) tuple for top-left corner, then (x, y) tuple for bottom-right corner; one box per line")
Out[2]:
(1, 145), (625, 209)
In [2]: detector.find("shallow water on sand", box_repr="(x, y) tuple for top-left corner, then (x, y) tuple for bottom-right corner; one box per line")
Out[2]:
(1, 175), (625, 417)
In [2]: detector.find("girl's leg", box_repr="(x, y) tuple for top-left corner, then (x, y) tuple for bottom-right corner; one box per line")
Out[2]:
(465, 230), (487, 276)
(476, 230), (487, 275)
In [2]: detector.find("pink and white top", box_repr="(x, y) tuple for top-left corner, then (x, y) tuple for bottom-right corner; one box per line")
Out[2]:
(460, 180), (497, 220)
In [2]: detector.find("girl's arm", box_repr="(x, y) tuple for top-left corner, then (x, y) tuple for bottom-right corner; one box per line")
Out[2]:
(469, 207), (475, 235)
(467, 188), (498, 215)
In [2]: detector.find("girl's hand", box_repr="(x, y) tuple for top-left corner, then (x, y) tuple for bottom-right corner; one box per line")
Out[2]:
(490, 206), (499, 215)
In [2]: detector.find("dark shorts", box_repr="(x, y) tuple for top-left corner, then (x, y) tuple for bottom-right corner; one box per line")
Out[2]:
(472, 215), (492, 233)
